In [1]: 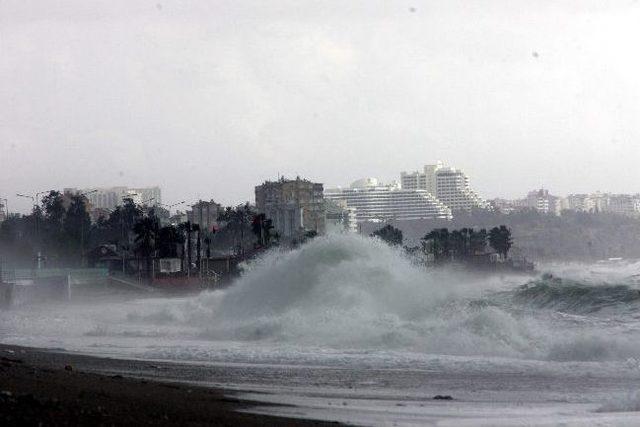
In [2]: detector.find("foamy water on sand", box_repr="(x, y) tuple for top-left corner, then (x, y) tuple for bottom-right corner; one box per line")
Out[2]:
(3, 234), (640, 425)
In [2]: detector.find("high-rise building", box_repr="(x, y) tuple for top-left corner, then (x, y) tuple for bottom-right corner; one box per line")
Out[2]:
(255, 177), (326, 239)
(524, 189), (561, 215)
(325, 178), (452, 224)
(433, 167), (489, 212)
(400, 161), (443, 194)
(187, 200), (222, 233)
(401, 162), (487, 212)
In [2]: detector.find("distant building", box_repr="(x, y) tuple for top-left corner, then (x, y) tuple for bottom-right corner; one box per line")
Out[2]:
(605, 194), (640, 217)
(0, 199), (7, 223)
(169, 210), (188, 226)
(434, 167), (489, 212)
(153, 206), (172, 227)
(489, 189), (561, 215)
(400, 161), (443, 194)
(65, 186), (161, 211)
(187, 200), (222, 233)
(325, 199), (358, 234)
(564, 194), (596, 212)
(255, 177), (326, 239)
(559, 193), (640, 217)
(489, 198), (519, 214)
(324, 178), (452, 224)
(524, 189), (561, 215)
(401, 161), (488, 212)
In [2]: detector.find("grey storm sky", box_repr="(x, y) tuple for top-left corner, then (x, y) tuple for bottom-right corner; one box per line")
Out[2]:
(2, 0), (640, 213)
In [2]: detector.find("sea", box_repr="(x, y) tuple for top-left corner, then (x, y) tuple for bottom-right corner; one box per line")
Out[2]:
(2, 233), (640, 426)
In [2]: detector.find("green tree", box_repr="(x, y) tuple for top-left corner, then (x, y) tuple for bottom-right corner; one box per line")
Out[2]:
(157, 225), (184, 258)
(133, 216), (159, 278)
(489, 225), (512, 258)
(218, 203), (254, 255)
(63, 194), (91, 266)
(422, 228), (451, 262)
(449, 229), (465, 259)
(470, 228), (488, 255)
(371, 224), (403, 246)
(251, 213), (276, 247)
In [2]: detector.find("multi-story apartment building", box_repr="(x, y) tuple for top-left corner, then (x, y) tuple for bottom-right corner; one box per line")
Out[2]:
(400, 161), (443, 195)
(401, 162), (488, 212)
(434, 167), (489, 212)
(606, 194), (640, 217)
(187, 200), (222, 233)
(65, 186), (162, 211)
(564, 194), (596, 212)
(525, 189), (562, 215)
(255, 177), (326, 239)
(324, 178), (452, 224)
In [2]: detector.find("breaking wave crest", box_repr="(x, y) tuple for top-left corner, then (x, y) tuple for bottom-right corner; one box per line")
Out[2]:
(511, 276), (640, 314)
(4, 234), (640, 364)
(119, 233), (640, 362)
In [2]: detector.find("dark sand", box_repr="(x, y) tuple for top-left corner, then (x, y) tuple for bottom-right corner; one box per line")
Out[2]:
(0, 344), (343, 426)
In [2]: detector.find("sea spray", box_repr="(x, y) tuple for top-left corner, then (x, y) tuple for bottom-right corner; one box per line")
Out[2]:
(2, 234), (640, 364)
(125, 234), (542, 358)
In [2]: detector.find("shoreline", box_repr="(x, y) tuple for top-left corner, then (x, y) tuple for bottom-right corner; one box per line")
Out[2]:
(0, 343), (344, 426)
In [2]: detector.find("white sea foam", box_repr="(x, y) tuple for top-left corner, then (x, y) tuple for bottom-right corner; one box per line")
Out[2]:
(2, 233), (640, 367)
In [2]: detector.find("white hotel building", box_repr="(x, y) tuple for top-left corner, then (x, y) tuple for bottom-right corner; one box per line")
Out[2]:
(324, 178), (452, 223)
(401, 162), (489, 212)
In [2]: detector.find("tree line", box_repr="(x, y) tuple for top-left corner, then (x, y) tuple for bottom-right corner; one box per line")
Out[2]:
(372, 223), (513, 264)
(0, 191), (280, 271)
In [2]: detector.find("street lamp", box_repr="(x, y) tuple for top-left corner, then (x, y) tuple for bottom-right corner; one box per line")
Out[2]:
(16, 189), (55, 207)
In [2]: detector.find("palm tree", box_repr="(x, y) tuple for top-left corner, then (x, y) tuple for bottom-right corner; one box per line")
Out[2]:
(157, 225), (183, 258)
(470, 228), (488, 255)
(251, 213), (276, 247)
(449, 229), (465, 260)
(133, 216), (159, 280)
(204, 235), (212, 259)
(489, 225), (512, 259)
(371, 224), (403, 246)
(422, 228), (450, 263)
(218, 203), (254, 256)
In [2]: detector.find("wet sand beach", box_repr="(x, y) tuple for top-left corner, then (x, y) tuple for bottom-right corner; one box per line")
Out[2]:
(0, 344), (343, 426)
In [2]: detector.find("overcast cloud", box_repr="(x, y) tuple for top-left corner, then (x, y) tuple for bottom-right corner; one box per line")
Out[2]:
(2, 0), (640, 213)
